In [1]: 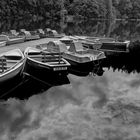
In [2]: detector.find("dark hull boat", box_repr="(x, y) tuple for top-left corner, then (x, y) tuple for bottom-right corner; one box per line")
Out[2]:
(62, 56), (94, 76)
(99, 41), (130, 56)
(0, 49), (25, 98)
(24, 47), (70, 85)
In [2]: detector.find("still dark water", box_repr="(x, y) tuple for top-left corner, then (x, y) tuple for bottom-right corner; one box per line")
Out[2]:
(1, 19), (140, 140)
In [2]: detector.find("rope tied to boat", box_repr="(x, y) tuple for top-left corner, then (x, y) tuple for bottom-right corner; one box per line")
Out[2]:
(23, 72), (53, 87)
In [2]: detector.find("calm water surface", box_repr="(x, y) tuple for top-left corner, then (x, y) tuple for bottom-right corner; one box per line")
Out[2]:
(0, 20), (140, 139)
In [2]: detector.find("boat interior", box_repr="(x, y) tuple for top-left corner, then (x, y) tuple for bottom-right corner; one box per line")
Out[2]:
(0, 55), (22, 73)
(0, 35), (8, 41)
(28, 49), (68, 66)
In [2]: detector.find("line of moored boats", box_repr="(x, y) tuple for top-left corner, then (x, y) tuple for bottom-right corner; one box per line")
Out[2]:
(0, 28), (131, 88)
(0, 28), (64, 47)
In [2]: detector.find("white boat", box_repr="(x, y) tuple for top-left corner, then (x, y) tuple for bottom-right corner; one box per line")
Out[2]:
(0, 49), (25, 84)
(0, 34), (25, 45)
(19, 29), (40, 41)
(10, 30), (19, 36)
(44, 28), (64, 38)
(37, 40), (106, 76)
(0, 41), (6, 47)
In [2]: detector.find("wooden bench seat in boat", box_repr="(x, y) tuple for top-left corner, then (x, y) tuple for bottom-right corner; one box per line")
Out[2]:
(0, 57), (7, 73)
(28, 53), (64, 64)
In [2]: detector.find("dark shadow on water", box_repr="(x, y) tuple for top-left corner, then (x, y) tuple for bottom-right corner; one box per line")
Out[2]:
(101, 41), (140, 74)
(0, 73), (70, 100)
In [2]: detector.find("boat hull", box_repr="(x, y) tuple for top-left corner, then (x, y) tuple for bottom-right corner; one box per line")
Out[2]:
(0, 60), (24, 83)
(25, 35), (40, 41)
(63, 58), (94, 76)
(0, 61), (24, 98)
(46, 35), (64, 38)
(6, 38), (25, 45)
(81, 41), (102, 50)
(0, 41), (6, 47)
(24, 58), (69, 85)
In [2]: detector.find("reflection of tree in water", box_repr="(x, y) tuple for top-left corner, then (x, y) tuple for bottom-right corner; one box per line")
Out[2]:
(0, 19), (62, 33)
(0, 19), (116, 36)
(109, 20), (140, 41)
(64, 20), (110, 36)
(1, 19), (140, 41)
(102, 41), (140, 74)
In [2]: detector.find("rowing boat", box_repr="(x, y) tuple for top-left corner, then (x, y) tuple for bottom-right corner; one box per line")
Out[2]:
(37, 40), (106, 76)
(0, 49), (25, 84)
(24, 47), (70, 82)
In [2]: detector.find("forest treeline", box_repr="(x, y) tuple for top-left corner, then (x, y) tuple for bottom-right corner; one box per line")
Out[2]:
(0, 0), (140, 20)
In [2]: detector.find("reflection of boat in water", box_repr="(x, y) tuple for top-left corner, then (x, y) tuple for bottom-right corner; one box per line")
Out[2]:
(24, 47), (70, 83)
(0, 72), (70, 100)
(0, 49), (25, 98)
(37, 40), (106, 76)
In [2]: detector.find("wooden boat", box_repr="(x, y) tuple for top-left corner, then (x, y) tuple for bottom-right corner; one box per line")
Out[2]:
(24, 47), (70, 81)
(37, 40), (106, 76)
(0, 49), (25, 84)
(0, 34), (25, 45)
(19, 29), (40, 41)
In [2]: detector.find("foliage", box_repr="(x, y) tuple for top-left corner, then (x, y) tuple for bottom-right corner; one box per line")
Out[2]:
(0, 0), (140, 20)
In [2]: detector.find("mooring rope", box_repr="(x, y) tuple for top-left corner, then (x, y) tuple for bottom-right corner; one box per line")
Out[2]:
(0, 72), (53, 99)
(23, 72), (53, 86)
(0, 78), (29, 99)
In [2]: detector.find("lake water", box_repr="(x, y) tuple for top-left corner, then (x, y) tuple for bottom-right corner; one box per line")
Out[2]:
(0, 19), (140, 139)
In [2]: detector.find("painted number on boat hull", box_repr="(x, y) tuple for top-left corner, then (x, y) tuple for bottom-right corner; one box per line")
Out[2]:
(53, 67), (67, 71)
